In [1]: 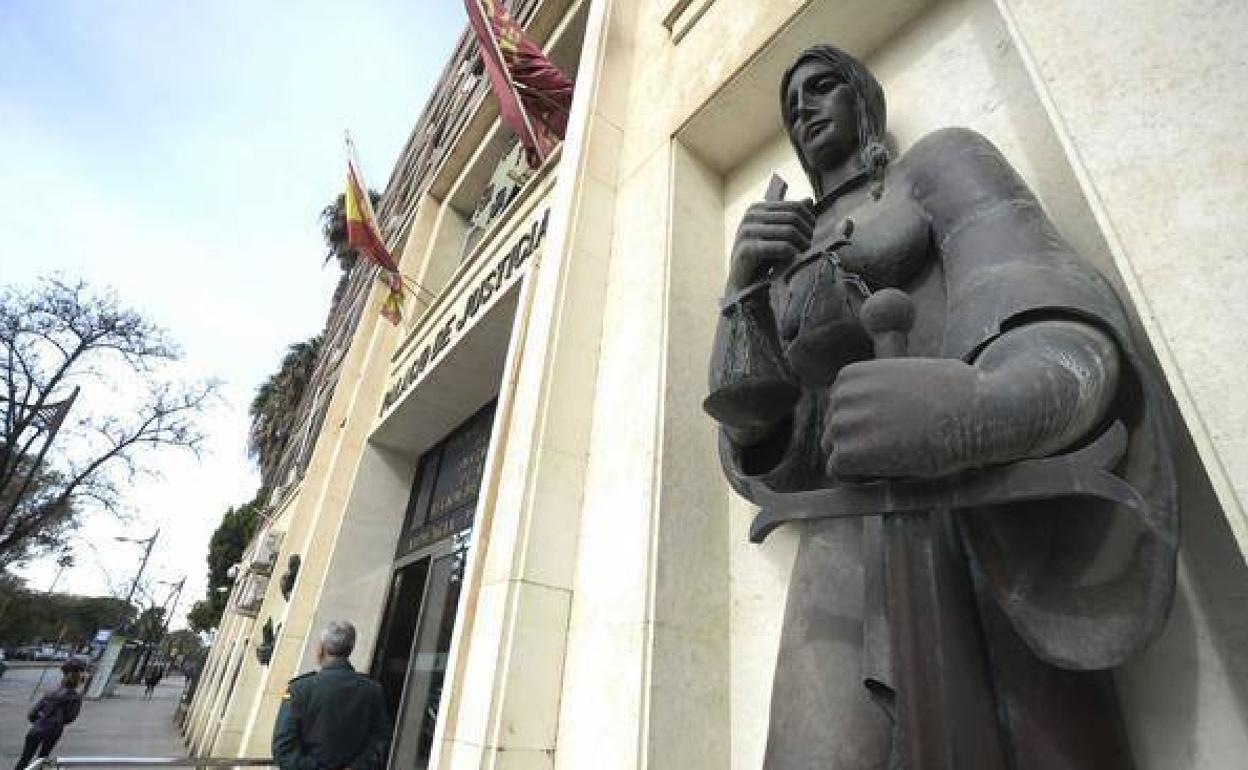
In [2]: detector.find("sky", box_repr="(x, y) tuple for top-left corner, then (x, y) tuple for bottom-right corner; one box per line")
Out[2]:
(0, 1), (465, 627)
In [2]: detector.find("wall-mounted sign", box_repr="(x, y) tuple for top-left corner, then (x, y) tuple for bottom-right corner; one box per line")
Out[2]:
(396, 402), (496, 559)
(402, 508), (476, 559)
(382, 207), (549, 415)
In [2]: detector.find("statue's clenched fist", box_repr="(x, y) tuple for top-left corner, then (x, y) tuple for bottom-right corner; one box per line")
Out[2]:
(728, 199), (815, 291)
(822, 357), (988, 479)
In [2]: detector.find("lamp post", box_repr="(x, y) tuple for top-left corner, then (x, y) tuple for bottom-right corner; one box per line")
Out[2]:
(148, 576), (186, 673)
(116, 528), (159, 628)
(111, 529), (159, 685)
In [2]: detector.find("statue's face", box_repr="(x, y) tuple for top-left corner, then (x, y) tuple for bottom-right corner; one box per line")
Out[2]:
(785, 60), (860, 172)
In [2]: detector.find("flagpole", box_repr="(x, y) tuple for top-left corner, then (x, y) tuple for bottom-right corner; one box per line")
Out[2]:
(467, 0), (547, 163)
(342, 131), (437, 303)
(345, 131), (387, 226)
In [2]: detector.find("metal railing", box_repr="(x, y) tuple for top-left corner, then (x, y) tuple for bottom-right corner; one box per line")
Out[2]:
(23, 759), (275, 770)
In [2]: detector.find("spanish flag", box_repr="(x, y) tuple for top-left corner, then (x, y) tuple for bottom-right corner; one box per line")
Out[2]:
(345, 136), (404, 325)
(465, 0), (574, 168)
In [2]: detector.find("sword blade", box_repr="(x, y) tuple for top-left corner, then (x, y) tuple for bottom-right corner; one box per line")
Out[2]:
(748, 421), (1142, 543)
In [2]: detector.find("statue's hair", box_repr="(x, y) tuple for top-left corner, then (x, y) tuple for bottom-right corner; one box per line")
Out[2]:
(780, 45), (890, 199)
(321, 620), (356, 658)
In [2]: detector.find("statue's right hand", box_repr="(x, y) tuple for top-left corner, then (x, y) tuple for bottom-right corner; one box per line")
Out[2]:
(728, 199), (815, 291)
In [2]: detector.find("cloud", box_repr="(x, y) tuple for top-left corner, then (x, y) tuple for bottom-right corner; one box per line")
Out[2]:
(2, 0), (465, 626)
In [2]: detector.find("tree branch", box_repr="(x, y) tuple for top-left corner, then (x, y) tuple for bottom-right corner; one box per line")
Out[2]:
(0, 278), (214, 564)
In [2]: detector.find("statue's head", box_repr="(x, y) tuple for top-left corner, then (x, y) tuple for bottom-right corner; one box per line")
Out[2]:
(780, 45), (888, 198)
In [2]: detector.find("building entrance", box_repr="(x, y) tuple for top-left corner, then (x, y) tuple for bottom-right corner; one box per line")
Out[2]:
(371, 401), (496, 770)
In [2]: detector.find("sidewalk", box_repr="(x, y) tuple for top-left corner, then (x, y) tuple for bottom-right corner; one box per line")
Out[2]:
(1, 667), (187, 768)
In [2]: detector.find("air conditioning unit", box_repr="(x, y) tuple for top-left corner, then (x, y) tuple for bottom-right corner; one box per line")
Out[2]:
(249, 530), (284, 576)
(234, 573), (269, 618)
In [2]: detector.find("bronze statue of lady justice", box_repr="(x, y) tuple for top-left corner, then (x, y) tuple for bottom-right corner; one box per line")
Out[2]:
(705, 46), (1178, 769)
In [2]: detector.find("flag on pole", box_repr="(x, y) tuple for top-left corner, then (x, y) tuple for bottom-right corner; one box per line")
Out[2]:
(464, 0), (574, 168)
(344, 135), (405, 325)
(377, 271), (404, 326)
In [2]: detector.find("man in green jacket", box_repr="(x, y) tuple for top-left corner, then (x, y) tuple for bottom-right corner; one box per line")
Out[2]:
(272, 621), (391, 770)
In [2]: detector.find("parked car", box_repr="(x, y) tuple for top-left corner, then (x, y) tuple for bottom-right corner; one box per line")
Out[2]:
(33, 646), (70, 661)
(0, 648), (7, 678)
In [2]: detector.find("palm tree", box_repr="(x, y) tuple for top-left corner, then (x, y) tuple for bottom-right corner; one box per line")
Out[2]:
(246, 189), (382, 492)
(248, 335), (323, 494)
(319, 190), (382, 272)
(320, 189), (383, 309)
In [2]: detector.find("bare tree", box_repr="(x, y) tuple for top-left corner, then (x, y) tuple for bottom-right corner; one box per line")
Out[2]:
(0, 278), (218, 565)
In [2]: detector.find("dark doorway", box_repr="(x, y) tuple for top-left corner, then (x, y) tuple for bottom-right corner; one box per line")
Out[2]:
(388, 532), (470, 770)
(371, 559), (430, 720)
(371, 401), (496, 770)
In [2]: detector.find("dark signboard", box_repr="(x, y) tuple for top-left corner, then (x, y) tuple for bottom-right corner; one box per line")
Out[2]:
(396, 402), (497, 560)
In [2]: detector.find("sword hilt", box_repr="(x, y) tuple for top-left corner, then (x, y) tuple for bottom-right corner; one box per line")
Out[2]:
(859, 288), (915, 359)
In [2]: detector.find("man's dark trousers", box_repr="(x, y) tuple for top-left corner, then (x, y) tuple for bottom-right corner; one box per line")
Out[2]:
(15, 728), (62, 770)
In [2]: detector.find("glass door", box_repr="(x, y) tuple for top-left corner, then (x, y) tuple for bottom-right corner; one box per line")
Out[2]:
(371, 559), (431, 720)
(378, 401), (494, 770)
(387, 530), (469, 770)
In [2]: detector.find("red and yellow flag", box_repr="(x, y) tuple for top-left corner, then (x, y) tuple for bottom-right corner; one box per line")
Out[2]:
(465, 0), (574, 168)
(345, 136), (404, 325)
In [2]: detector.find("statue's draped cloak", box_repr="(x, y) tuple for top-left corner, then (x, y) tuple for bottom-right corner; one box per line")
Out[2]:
(910, 128), (1177, 671)
(715, 127), (1176, 766)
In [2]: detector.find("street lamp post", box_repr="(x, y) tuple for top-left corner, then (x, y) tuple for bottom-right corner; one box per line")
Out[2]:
(110, 528), (159, 685)
(116, 529), (159, 628)
(143, 576), (186, 676)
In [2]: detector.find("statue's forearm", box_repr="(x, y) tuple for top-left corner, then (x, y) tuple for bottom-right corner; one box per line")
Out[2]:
(972, 319), (1121, 463)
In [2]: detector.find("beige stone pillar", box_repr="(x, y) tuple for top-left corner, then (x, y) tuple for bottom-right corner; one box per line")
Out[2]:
(995, 0), (1248, 549)
(186, 608), (243, 753)
(425, 1), (631, 767)
(993, 3), (1248, 767)
(238, 284), (406, 756)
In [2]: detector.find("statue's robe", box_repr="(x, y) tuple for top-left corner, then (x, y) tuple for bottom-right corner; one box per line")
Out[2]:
(711, 128), (1177, 769)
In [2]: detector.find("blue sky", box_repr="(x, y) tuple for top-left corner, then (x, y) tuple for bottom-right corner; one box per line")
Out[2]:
(0, 1), (465, 623)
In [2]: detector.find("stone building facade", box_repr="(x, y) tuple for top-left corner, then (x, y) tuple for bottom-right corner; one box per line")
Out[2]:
(183, 1), (1248, 768)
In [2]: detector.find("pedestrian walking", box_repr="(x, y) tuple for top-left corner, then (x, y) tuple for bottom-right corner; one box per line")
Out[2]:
(143, 665), (164, 700)
(272, 621), (391, 770)
(15, 660), (85, 770)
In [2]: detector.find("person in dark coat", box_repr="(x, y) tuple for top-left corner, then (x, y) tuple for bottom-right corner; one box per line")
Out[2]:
(143, 665), (164, 700)
(272, 621), (391, 770)
(15, 661), (85, 770)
